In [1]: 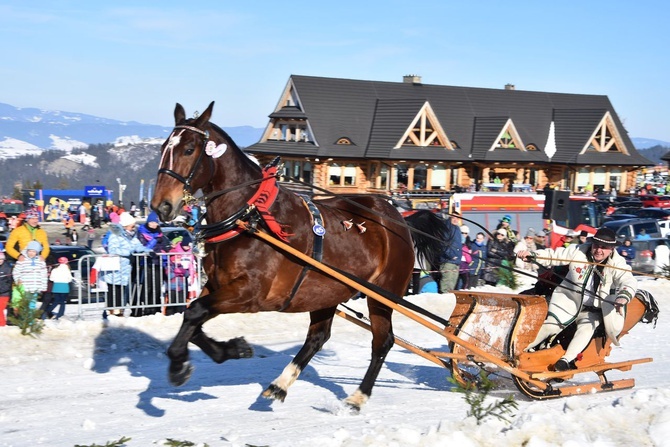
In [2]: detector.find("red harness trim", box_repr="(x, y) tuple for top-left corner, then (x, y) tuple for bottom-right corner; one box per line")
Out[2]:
(205, 166), (293, 243)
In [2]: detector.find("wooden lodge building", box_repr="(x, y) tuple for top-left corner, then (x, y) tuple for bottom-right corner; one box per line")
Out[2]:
(247, 75), (653, 196)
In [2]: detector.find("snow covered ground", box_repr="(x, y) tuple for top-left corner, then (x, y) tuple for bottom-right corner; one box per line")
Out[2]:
(2, 277), (669, 447)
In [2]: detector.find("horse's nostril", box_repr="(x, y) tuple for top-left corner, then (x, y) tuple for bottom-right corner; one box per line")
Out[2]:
(157, 201), (173, 221)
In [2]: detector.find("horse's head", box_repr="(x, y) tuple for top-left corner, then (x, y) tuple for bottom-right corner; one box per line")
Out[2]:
(151, 102), (220, 222)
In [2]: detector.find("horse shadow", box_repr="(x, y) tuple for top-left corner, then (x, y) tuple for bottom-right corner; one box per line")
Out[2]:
(91, 326), (349, 416)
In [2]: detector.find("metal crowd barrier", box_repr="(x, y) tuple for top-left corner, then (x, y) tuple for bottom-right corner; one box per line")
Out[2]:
(72, 252), (203, 320)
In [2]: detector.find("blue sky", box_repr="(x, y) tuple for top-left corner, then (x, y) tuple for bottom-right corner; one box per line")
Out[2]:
(2, 1), (669, 141)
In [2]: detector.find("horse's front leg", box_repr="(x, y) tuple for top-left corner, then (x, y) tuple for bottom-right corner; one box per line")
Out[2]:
(262, 307), (336, 402)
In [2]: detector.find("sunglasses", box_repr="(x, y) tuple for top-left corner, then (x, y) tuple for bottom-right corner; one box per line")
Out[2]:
(592, 243), (614, 250)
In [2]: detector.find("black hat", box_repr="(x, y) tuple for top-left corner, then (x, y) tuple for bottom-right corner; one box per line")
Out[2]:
(579, 230), (589, 238)
(592, 228), (617, 247)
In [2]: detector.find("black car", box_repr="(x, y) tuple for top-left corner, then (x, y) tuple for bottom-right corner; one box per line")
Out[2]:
(46, 245), (101, 303)
(635, 207), (670, 220)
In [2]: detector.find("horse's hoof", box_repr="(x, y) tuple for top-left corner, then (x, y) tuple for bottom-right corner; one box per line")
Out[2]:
(261, 383), (287, 402)
(169, 362), (194, 387)
(343, 390), (368, 412)
(230, 337), (254, 359)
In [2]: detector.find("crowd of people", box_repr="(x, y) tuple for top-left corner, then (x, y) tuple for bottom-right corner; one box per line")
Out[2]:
(0, 201), (197, 326)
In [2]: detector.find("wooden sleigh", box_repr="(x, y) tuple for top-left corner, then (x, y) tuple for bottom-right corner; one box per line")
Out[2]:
(247, 222), (658, 400)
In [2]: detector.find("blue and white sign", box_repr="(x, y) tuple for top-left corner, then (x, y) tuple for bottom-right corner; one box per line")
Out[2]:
(84, 186), (107, 197)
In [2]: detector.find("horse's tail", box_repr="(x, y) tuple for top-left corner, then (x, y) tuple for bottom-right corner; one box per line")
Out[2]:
(404, 210), (450, 273)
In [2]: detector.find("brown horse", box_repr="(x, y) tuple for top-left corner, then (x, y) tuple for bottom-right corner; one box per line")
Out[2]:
(151, 102), (415, 410)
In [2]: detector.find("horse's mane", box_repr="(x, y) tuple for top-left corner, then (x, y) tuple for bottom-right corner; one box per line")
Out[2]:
(405, 210), (450, 271)
(196, 120), (262, 172)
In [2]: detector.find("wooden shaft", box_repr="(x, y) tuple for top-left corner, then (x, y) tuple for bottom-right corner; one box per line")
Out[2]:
(240, 221), (548, 390)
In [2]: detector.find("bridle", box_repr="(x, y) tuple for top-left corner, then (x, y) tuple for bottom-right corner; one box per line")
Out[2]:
(157, 124), (214, 203)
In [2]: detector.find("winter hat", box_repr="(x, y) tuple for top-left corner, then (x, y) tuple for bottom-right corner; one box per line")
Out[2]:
(171, 236), (184, 246)
(25, 209), (39, 219)
(58, 256), (69, 264)
(26, 240), (42, 253)
(501, 214), (512, 223)
(496, 228), (507, 237)
(146, 211), (160, 225)
(592, 228), (618, 247)
(460, 225), (470, 234)
(119, 212), (136, 227)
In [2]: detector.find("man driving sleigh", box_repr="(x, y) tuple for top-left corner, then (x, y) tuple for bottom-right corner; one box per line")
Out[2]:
(516, 227), (636, 371)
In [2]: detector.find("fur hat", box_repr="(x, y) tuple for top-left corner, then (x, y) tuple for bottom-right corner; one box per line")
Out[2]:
(592, 228), (617, 247)
(26, 240), (42, 253)
(496, 228), (507, 237)
(118, 212), (136, 227)
(460, 225), (470, 234)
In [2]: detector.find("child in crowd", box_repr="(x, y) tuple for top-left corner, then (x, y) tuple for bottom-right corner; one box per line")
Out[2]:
(0, 252), (12, 326)
(11, 241), (48, 318)
(45, 257), (73, 320)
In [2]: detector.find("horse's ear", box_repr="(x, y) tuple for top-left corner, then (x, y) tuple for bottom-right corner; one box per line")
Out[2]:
(174, 103), (186, 124)
(194, 101), (215, 127)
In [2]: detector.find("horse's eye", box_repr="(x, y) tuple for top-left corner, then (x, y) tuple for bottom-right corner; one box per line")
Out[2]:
(184, 144), (195, 156)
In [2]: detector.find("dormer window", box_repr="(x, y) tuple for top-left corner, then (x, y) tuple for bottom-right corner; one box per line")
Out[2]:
(336, 137), (352, 145)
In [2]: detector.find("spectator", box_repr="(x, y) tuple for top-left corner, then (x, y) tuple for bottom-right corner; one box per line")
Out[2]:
(578, 230), (590, 245)
(71, 228), (79, 246)
(133, 211), (170, 316)
(0, 252), (12, 326)
(636, 229), (651, 240)
(11, 241), (48, 319)
(514, 228), (538, 272)
(483, 228), (514, 285)
(456, 226), (473, 290)
(5, 209), (50, 262)
(86, 226), (96, 249)
(469, 232), (488, 287)
(44, 257), (73, 320)
(437, 213), (462, 292)
(166, 236), (193, 315)
(496, 215), (518, 243)
(99, 212), (152, 317)
(616, 239), (636, 266)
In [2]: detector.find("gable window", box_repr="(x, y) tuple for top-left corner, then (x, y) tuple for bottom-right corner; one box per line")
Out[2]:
(582, 112), (628, 155)
(336, 137), (352, 145)
(395, 102), (453, 149)
(491, 119), (524, 151)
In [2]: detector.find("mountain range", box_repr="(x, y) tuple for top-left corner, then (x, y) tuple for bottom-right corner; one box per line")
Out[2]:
(0, 101), (668, 205)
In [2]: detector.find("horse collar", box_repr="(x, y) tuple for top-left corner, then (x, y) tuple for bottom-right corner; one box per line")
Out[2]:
(202, 164), (291, 244)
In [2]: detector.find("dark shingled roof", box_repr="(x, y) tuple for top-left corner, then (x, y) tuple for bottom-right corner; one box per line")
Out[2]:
(248, 75), (653, 166)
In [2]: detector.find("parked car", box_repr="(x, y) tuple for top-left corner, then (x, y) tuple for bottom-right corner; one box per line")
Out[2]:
(45, 245), (101, 303)
(659, 220), (670, 238)
(630, 238), (670, 274)
(160, 226), (194, 246)
(601, 218), (662, 241)
(635, 207), (670, 220)
(640, 195), (670, 208)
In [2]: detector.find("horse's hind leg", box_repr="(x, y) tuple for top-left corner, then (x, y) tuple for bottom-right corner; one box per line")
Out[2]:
(344, 301), (394, 411)
(262, 307), (336, 402)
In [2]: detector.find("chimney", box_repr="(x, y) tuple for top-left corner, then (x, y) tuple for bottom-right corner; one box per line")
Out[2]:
(504, 83), (515, 90)
(403, 74), (422, 84)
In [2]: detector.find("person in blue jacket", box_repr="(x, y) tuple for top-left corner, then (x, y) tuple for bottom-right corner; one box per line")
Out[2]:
(616, 238), (636, 266)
